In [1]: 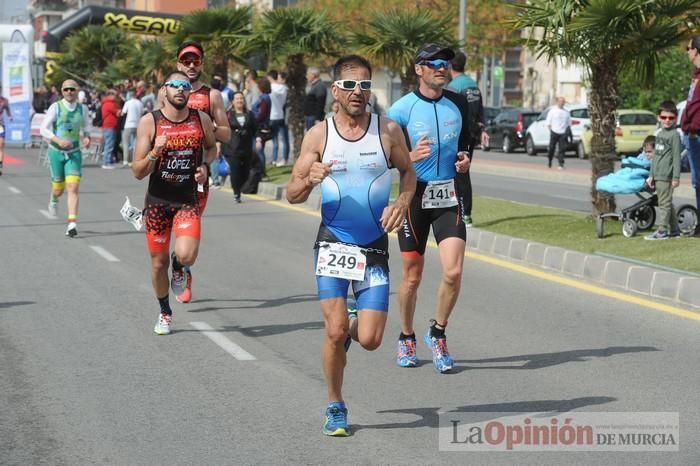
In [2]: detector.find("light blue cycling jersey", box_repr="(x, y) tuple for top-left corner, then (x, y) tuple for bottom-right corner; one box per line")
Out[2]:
(388, 89), (469, 182)
(320, 114), (392, 245)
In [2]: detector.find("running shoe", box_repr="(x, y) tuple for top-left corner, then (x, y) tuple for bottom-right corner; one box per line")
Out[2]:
(154, 313), (172, 335)
(644, 229), (669, 241)
(322, 402), (349, 436)
(170, 252), (188, 296)
(423, 331), (454, 373)
(345, 297), (358, 352)
(175, 266), (193, 304)
(347, 297), (358, 320)
(65, 222), (77, 237)
(48, 200), (58, 218)
(396, 338), (418, 367)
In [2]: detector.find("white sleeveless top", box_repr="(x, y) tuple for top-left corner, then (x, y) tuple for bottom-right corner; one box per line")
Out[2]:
(319, 113), (392, 245)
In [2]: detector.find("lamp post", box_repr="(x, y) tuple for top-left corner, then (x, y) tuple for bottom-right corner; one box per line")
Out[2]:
(528, 67), (538, 109)
(458, 0), (466, 52)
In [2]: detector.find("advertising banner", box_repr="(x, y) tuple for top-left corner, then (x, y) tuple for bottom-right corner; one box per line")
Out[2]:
(2, 42), (32, 145)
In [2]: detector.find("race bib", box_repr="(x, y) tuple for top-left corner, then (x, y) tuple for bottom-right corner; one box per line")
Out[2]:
(120, 196), (143, 231)
(422, 179), (458, 209)
(316, 242), (367, 281)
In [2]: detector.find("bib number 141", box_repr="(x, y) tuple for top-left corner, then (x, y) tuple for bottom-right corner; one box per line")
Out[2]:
(316, 243), (367, 281)
(422, 179), (458, 209)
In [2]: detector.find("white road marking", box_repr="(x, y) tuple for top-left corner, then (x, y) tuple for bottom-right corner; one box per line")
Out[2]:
(190, 321), (256, 360)
(89, 245), (120, 262)
(39, 209), (56, 219)
(8, 186), (21, 194)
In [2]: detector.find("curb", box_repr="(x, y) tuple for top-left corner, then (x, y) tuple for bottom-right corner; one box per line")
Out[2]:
(465, 228), (700, 311)
(256, 182), (700, 311)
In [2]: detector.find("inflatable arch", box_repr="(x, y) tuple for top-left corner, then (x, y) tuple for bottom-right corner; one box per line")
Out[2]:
(43, 6), (182, 81)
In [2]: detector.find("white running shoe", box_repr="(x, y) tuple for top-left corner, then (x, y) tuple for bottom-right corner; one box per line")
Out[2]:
(154, 313), (172, 335)
(65, 222), (77, 237)
(48, 201), (58, 218)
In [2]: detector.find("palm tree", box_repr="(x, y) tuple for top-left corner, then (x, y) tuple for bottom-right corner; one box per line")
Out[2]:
(248, 7), (340, 160)
(52, 25), (134, 88)
(173, 7), (253, 79)
(511, 1), (700, 215)
(131, 38), (173, 85)
(352, 9), (457, 94)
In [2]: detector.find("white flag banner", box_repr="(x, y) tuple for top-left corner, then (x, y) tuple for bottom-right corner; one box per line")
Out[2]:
(2, 41), (32, 144)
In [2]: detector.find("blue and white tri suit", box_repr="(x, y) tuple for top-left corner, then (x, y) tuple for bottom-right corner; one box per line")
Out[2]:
(314, 113), (392, 311)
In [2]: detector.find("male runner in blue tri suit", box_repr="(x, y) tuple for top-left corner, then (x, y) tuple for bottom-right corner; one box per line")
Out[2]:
(287, 55), (415, 437)
(388, 43), (473, 374)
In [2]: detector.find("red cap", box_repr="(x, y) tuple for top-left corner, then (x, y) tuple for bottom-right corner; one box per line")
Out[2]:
(178, 45), (203, 59)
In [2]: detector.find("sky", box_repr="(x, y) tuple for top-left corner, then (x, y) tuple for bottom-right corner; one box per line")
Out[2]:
(1, 0), (29, 24)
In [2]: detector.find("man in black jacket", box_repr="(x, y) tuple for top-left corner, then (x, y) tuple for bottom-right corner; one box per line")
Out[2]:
(303, 67), (327, 130)
(447, 51), (488, 227)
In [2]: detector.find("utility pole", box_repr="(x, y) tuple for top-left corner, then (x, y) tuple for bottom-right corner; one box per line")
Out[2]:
(458, 0), (466, 52)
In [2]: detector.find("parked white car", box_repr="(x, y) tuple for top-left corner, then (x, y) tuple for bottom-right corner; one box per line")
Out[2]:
(524, 104), (591, 158)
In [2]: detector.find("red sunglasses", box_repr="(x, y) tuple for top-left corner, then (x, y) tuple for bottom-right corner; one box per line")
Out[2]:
(658, 115), (676, 120)
(179, 58), (202, 67)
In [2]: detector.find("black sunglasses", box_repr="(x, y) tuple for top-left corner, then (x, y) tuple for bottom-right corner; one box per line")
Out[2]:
(62, 87), (76, 92)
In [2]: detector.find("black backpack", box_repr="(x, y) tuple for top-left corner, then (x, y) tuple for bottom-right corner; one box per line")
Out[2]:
(92, 106), (103, 127)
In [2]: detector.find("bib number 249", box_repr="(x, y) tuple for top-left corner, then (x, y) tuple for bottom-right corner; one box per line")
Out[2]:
(316, 243), (367, 281)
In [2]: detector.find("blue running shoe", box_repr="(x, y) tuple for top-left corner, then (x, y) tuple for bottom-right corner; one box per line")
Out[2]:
(396, 338), (418, 367)
(423, 331), (454, 373)
(347, 296), (358, 319)
(323, 402), (349, 436)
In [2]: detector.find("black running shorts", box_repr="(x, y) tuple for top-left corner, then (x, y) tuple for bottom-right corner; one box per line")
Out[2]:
(398, 180), (466, 256)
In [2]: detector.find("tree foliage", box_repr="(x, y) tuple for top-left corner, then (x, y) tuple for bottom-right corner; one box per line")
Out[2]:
(247, 7), (340, 159)
(618, 47), (693, 111)
(51, 26), (135, 88)
(172, 7), (253, 78)
(303, 0), (512, 72)
(352, 9), (457, 93)
(511, 0), (700, 215)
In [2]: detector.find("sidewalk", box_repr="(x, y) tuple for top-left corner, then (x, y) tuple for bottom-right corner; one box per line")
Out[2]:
(256, 151), (700, 311)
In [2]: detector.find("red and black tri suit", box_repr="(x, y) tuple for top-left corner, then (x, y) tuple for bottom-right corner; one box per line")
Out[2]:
(187, 85), (212, 211)
(144, 108), (206, 253)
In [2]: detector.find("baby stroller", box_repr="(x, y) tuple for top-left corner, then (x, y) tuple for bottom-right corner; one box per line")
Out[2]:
(594, 156), (698, 238)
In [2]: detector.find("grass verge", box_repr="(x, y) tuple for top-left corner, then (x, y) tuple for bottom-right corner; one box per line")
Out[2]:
(262, 166), (699, 274)
(263, 165), (293, 185)
(473, 196), (700, 274)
